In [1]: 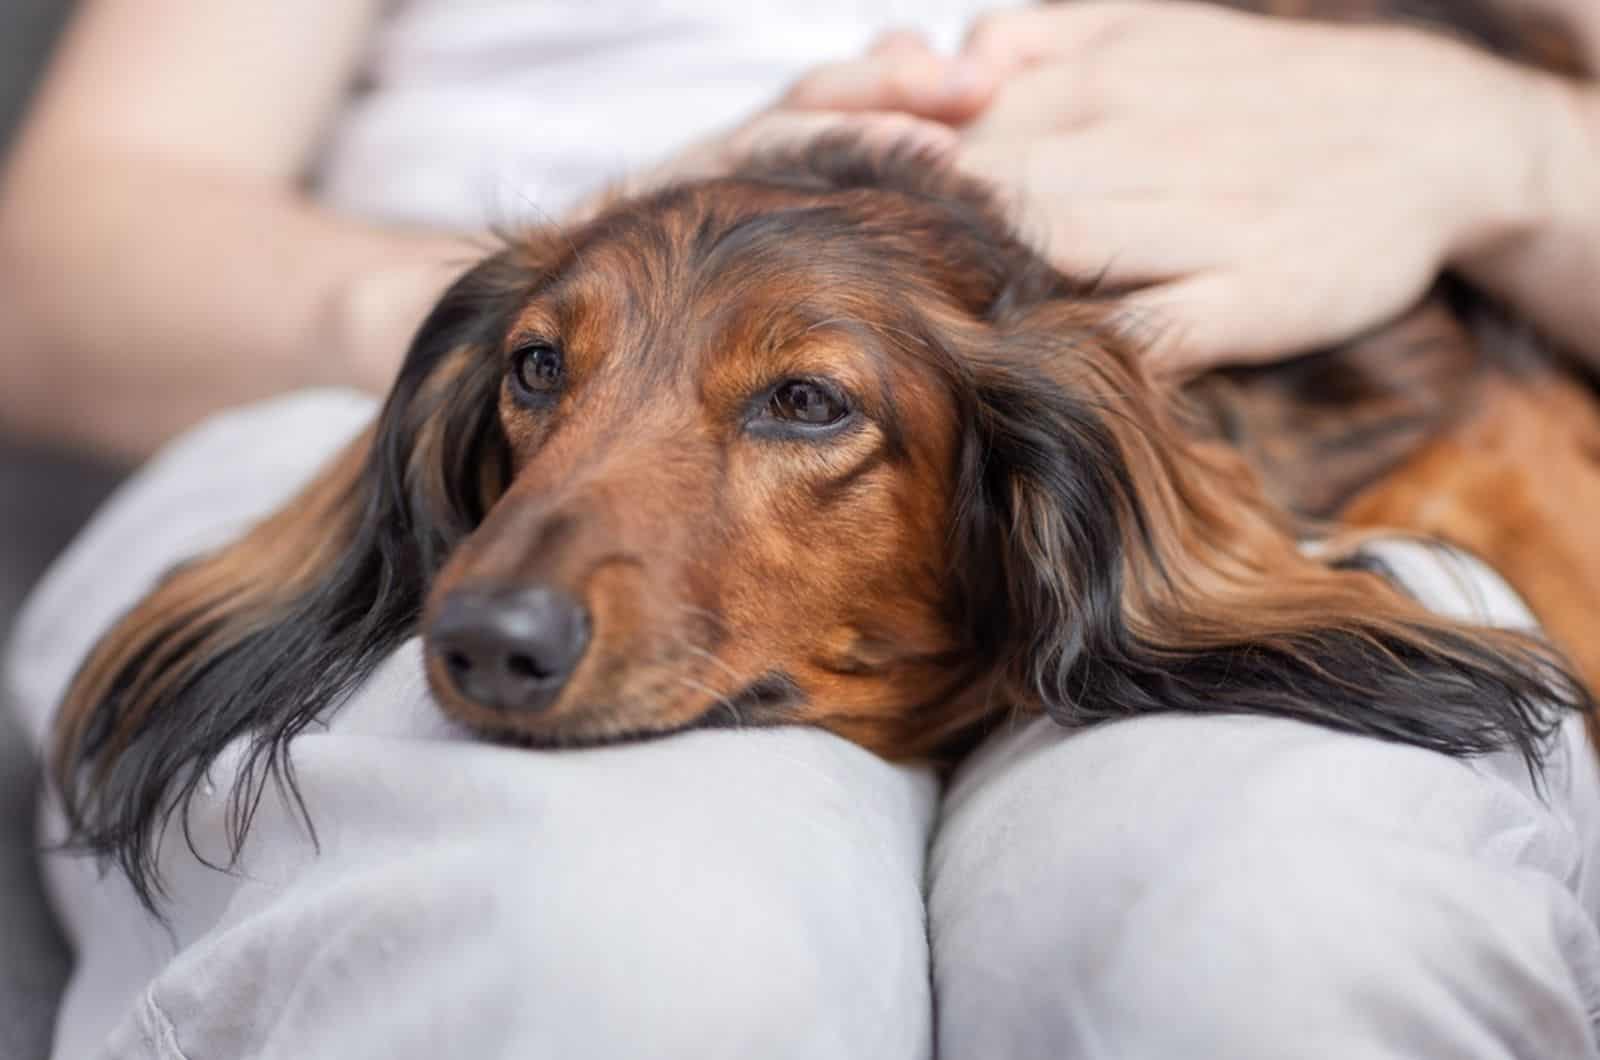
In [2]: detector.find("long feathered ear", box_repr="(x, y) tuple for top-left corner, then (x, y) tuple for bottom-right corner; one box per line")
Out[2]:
(52, 246), (542, 910)
(953, 300), (1591, 770)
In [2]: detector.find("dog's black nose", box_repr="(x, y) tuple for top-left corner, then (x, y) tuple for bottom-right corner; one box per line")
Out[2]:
(428, 586), (591, 713)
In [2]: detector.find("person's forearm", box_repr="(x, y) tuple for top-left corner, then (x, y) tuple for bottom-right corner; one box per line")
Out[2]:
(1454, 76), (1600, 367)
(0, 153), (480, 459)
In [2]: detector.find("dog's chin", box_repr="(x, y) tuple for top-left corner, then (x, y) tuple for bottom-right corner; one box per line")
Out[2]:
(455, 699), (756, 752)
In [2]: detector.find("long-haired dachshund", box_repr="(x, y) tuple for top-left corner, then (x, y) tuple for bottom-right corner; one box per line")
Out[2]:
(53, 0), (1600, 910)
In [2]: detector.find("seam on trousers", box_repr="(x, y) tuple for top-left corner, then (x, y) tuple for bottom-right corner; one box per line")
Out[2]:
(137, 989), (194, 1060)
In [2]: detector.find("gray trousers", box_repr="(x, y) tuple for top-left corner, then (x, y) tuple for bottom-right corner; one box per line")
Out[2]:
(11, 392), (1600, 1059)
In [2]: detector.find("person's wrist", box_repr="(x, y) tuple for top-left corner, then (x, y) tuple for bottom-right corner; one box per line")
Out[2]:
(1447, 66), (1599, 270)
(322, 243), (479, 393)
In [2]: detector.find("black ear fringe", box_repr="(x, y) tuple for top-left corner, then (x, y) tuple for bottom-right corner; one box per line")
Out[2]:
(1029, 621), (1580, 789)
(956, 355), (1589, 785)
(56, 254), (529, 914)
(72, 574), (425, 914)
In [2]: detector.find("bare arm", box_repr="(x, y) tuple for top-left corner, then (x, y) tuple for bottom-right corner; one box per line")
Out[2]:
(0, 0), (479, 459)
(1456, 60), (1600, 370)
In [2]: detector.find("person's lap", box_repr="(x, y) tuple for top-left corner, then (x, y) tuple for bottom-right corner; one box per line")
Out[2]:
(0, 441), (124, 1057)
(61, 689), (937, 1059)
(7, 390), (938, 1059)
(933, 540), (1600, 1058)
(10, 392), (1600, 1058)
(935, 710), (1600, 1058)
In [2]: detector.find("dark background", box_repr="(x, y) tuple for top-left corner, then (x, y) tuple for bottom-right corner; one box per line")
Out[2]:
(2, 3), (122, 1056)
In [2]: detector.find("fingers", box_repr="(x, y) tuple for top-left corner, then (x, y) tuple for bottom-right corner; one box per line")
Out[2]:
(959, 132), (1255, 283)
(1120, 226), (1442, 377)
(868, 29), (933, 61)
(735, 109), (960, 164)
(604, 108), (962, 213)
(961, 2), (1144, 72)
(1117, 271), (1321, 379)
(1009, 203), (1233, 287)
(783, 38), (997, 124)
(961, 1), (1264, 77)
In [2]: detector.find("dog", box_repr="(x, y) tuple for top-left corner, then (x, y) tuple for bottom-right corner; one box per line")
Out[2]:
(52, 0), (1600, 910)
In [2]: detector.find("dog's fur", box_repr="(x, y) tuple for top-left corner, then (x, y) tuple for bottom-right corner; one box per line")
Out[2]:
(52, 0), (1600, 910)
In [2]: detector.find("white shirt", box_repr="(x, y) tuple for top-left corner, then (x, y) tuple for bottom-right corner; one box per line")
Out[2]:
(314, 0), (1004, 229)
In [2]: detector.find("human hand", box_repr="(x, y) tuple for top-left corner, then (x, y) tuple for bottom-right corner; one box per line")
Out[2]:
(945, 3), (1567, 376)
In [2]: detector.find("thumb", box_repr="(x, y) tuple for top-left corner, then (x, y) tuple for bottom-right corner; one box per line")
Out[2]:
(783, 49), (997, 124)
(1116, 272), (1312, 379)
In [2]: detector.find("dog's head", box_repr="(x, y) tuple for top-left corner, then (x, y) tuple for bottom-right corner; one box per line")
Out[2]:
(411, 151), (1028, 754)
(55, 137), (1585, 907)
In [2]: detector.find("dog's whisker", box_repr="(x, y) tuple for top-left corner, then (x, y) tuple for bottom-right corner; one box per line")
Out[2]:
(676, 641), (745, 688)
(671, 674), (745, 731)
(662, 604), (735, 658)
(652, 618), (748, 699)
(670, 602), (729, 632)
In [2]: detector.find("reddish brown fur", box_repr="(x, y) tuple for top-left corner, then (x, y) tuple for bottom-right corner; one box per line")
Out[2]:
(398, 174), (1579, 756)
(1184, 0), (1600, 737)
(422, 189), (979, 753)
(1342, 374), (1600, 698)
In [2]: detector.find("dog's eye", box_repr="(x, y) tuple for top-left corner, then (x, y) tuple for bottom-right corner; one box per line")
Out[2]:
(767, 380), (848, 426)
(511, 342), (563, 398)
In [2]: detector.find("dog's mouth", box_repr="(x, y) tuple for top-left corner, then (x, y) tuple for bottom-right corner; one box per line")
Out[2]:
(427, 664), (807, 750)
(471, 703), (767, 751)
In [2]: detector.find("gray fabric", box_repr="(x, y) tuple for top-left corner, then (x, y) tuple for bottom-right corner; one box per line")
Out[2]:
(0, 708), (72, 1060)
(1, 444), (122, 1060)
(931, 541), (1600, 1058)
(12, 391), (939, 1060)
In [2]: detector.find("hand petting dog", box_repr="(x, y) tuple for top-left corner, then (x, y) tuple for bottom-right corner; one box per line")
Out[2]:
(790, 2), (1600, 379)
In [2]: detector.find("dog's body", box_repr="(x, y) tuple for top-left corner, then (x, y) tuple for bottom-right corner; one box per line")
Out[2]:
(1194, 0), (1600, 703)
(1199, 301), (1600, 711)
(51, 0), (1600, 907)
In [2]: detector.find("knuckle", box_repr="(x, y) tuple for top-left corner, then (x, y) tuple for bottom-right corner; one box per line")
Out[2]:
(781, 69), (831, 108)
(881, 59), (925, 101)
(725, 117), (772, 159)
(869, 28), (926, 57)
(779, 83), (815, 108)
(965, 11), (1016, 54)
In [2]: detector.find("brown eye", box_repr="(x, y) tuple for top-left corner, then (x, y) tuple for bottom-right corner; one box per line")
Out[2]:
(511, 342), (563, 399)
(768, 379), (848, 426)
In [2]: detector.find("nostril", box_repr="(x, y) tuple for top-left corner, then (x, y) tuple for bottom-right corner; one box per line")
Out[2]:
(505, 652), (549, 682)
(428, 585), (590, 713)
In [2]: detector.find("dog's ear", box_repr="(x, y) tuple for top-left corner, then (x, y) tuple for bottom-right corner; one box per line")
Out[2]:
(949, 301), (1589, 767)
(53, 244), (545, 910)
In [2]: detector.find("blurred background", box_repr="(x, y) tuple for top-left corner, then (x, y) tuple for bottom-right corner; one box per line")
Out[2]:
(1, 6), (104, 1057)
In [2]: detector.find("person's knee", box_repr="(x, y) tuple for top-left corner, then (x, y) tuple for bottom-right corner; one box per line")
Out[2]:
(937, 797), (1598, 1059)
(148, 824), (930, 1060)
(1080, 829), (1584, 1058)
(932, 716), (1600, 1059)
